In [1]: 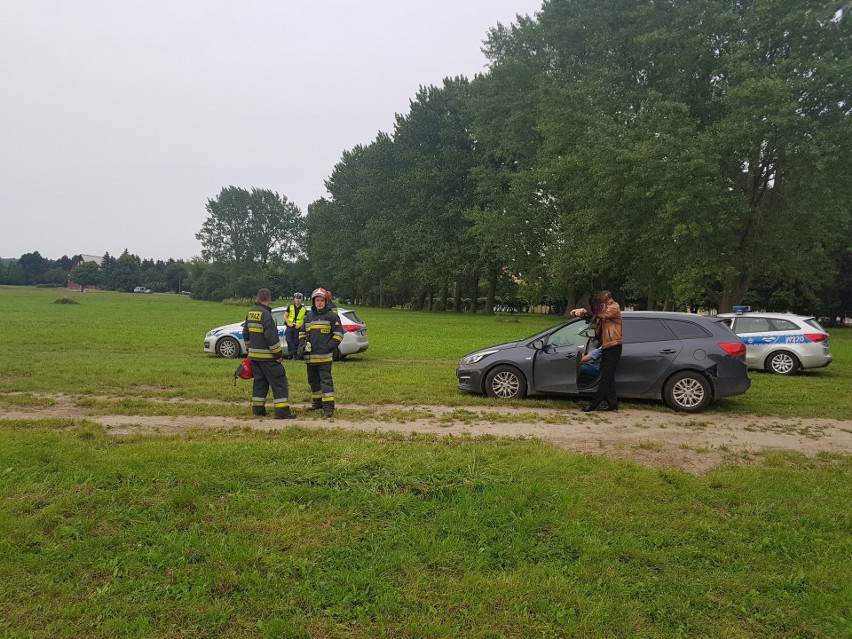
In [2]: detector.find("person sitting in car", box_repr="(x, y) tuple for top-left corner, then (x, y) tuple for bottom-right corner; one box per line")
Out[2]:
(579, 341), (602, 382)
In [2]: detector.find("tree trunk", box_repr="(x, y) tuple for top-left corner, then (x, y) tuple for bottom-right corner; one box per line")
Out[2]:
(470, 276), (479, 313)
(453, 278), (462, 313)
(485, 269), (497, 314)
(719, 271), (751, 312)
(440, 281), (449, 311)
(563, 290), (581, 317)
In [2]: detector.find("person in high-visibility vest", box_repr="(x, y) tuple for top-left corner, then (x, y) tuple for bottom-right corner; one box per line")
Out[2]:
(284, 292), (306, 359)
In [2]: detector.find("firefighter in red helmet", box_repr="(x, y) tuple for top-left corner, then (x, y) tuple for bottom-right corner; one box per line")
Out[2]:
(298, 287), (343, 418)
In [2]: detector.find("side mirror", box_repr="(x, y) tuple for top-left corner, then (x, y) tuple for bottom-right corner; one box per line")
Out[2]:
(579, 326), (597, 338)
(530, 338), (545, 350)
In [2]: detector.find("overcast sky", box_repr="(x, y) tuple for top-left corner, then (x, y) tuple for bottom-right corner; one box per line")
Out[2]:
(1, 0), (542, 262)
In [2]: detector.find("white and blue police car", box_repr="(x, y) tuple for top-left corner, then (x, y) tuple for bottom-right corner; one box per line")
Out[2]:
(718, 309), (832, 375)
(204, 307), (368, 361)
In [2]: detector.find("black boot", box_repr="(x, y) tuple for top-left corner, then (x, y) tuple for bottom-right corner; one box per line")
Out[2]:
(581, 402), (599, 412)
(322, 402), (335, 419)
(252, 406), (267, 416)
(274, 407), (297, 420)
(306, 401), (323, 411)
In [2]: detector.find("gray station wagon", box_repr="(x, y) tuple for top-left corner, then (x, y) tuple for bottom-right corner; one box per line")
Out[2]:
(456, 311), (751, 413)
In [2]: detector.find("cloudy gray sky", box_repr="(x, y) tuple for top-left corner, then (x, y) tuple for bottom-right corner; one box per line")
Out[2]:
(1, 1), (542, 262)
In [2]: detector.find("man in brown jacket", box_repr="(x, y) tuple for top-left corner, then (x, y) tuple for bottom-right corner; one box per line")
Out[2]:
(571, 290), (623, 411)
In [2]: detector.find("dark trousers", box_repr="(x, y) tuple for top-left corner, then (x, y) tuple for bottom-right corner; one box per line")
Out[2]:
(306, 362), (334, 405)
(592, 344), (622, 407)
(252, 360), (290, 412)
(285, 327), (300, 358)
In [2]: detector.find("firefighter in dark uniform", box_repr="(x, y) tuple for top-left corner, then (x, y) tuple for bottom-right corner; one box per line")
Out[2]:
(242, 288), (296, 419)
(298, 287), (343, 418)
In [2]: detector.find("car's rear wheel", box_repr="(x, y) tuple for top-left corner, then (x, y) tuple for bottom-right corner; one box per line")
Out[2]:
(484, 365), (527, 400)
(663, 371), (712, 413)
(765, 351), (799, 375)
(216, 336), (241, 358)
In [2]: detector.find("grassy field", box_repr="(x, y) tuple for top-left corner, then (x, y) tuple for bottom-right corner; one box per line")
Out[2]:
(1, 286), (850, 638)
(0, 286), (849, 418)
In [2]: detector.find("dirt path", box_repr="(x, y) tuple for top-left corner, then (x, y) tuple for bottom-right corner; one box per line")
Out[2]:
(3, 393), (851, 473)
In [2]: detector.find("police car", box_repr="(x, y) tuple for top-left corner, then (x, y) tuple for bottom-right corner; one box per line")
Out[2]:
(204, 307), (368, 360)
(718, 310), (832, 375)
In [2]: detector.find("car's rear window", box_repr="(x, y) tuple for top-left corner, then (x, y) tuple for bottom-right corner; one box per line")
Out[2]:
(665, 319), (711, 339)
(341, 310), (363, 324)
(805, 318), (826, 332)
(623, 318), (675, 343)
(771, 318), (799, 331)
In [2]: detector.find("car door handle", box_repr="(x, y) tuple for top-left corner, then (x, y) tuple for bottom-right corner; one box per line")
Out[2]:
(659, 349), (677, 354)
(565, 352), (576, 358)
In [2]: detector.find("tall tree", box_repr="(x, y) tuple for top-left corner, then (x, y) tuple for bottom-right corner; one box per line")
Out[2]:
(109, 250), (142, 292)
(196, 186), (305, 268)
(18, 251), (49, 284)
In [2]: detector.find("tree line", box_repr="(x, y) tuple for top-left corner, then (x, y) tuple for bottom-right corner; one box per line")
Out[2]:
(4, 0), (850, 318)
(304, 0), (851, 316)
(0, 250), (190, 294)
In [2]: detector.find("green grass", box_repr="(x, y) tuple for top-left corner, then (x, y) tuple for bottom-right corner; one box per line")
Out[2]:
(1, 424), (850, 638)
(1, 286), (851, 637)
(0, 285), (850, 418)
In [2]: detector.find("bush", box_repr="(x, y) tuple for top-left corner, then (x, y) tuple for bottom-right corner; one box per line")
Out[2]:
(53, 297), (79, 305)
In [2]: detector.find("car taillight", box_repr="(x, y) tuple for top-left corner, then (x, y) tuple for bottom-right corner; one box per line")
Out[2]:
(804, 333), (828, 343)
(718, 342), (746, 358)
(342, 324), (361, 333)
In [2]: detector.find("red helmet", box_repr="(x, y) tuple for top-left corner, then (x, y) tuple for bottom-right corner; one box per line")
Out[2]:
(310, 287), (331, 303)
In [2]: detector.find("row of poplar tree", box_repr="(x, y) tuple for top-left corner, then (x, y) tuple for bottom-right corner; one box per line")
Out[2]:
(300, 0), (850, 315)
(6, 1), (851, 317)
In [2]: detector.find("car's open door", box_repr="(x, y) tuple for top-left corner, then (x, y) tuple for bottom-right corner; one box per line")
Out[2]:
(530, 321), (587, 395)
(533, 342), (580, 394)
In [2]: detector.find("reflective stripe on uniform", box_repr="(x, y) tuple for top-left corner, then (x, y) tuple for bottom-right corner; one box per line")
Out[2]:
(249, 351), (277, 359)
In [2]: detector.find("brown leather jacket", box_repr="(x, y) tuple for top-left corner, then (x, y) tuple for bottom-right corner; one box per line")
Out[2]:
(594, 300), (623, 348)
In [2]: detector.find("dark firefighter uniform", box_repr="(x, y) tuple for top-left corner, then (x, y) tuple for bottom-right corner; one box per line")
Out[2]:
(299, 302), (343, 417)
(242, 301), (295, 419)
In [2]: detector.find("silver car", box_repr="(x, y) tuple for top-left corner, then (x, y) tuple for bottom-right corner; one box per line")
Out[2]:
(718, 312), (831, 375)
(204, 307), (368, 360)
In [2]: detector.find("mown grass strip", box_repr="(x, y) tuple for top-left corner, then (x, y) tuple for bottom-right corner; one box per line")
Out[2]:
(0, 422), (849, 638)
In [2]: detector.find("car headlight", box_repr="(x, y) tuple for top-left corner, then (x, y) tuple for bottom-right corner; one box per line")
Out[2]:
(206, 329), (220, 337)
(461, 350), (498, 365)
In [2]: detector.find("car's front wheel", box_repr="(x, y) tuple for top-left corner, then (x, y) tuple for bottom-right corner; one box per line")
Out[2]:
(484, 365), (527, 400)
(663, 371), (712, 413)
(216, 336), (241, 358)
(765, 351), (800, 375)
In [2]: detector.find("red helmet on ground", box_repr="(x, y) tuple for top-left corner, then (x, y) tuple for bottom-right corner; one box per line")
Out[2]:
(310, 287), (331, 303)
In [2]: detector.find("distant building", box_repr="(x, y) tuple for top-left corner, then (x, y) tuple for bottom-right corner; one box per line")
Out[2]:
(67, 254), (104, 290)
